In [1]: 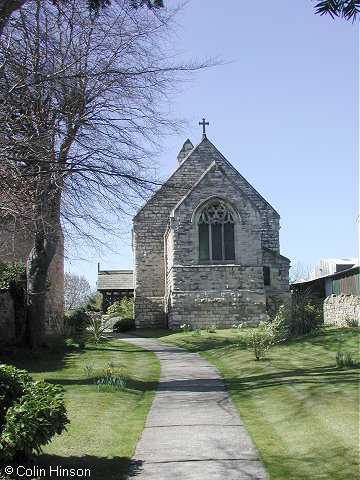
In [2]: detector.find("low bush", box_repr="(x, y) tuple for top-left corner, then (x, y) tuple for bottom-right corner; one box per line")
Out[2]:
(85, 292), (103, 312)
(107, 297), (134, 318)
(112, 318), (135, 332)
(64, 308), (91, 334)
(205, 324), (217, 333)
(272, 289), (323, 338)
(0, 364), (68, 466)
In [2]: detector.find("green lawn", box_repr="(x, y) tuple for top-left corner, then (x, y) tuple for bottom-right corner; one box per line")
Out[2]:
(132, 326), (360, 480)
(1, 337), (160, 480)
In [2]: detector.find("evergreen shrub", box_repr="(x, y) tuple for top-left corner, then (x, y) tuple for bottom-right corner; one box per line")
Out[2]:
(0, 364), (68, 466)
(64, 308), (91, 334)
(107, 298), (134, 319)
(112, 318), (135, 332)
(272, 289), (323, 338)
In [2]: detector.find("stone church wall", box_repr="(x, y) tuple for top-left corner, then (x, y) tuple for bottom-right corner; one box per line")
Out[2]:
(134, 142), (226, 326)
(168, 265), (267, 329)
(165, 162), (269, 327)
(133, 137), (289, 328)
(262, 248), (291, 316)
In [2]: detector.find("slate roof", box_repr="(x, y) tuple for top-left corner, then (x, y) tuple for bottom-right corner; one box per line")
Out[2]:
(97, 270), (134, 291)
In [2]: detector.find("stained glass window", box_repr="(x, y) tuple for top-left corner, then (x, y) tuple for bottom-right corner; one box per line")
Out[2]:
(197, 202), (235, 262)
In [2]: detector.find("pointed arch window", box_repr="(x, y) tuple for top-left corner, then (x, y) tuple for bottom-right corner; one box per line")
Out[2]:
(198, 202), (235, 262)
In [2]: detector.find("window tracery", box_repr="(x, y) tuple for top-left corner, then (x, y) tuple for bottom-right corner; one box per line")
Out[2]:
(197, 202), (235, 262)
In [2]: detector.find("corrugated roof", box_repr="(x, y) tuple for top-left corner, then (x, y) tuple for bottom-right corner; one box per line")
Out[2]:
(97, 270), (134, 291)
(293, 265), (359, 285)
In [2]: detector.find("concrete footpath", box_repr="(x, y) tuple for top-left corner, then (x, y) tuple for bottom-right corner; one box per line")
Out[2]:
(114, 334), (269, 480)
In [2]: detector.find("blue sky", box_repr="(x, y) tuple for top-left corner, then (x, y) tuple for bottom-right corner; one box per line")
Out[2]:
(65, 0), (359, 287)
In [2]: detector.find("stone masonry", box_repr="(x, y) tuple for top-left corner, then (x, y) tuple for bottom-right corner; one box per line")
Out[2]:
(324, 294), (360, 326)
(133, 135), (290, 329)
(0, 221), (64, 335)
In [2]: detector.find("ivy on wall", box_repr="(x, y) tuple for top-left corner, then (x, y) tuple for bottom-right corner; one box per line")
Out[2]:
(0, 261), (26, 290)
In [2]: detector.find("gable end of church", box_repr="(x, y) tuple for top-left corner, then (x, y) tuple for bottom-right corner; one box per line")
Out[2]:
(133, 135), (290, 329)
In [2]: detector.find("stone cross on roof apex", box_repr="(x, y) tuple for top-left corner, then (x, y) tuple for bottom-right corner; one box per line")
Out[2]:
(199, 118), (209, 136)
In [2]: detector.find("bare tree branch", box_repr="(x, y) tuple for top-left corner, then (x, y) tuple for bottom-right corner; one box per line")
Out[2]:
(0, 0), (214, 347)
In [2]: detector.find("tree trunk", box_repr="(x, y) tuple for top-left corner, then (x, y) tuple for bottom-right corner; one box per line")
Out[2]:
(26, 189), (61, 349)
(26, 230), (59, 349)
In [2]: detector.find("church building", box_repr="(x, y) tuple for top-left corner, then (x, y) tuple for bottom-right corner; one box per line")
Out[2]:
(133, 124), (290, 329)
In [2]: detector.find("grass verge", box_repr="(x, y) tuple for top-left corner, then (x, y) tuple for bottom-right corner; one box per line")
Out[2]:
(1, 337), (160, 480)
(131, 326), (360, 480)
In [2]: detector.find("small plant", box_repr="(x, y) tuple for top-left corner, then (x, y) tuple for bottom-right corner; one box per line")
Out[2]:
(246, 322), (275, 361)
(231, 322), (244, 333)
(336, 352), (360, 368)
(83, 364), (94, 377)
(87, 316), (109, 344)
(341, 315), (358, 327)
(65, 337), (77, 348)
(95, 362), (126, 391)
(205, 324), (217, 333)
(192, 328), (202, 336)
(180, 324), (192, 333)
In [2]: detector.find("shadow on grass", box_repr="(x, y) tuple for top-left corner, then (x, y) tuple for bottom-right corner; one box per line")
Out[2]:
(43, 366), (356, 395)
(38, 453), (132, 480)
(226, 365), (360, 392)
(43, 376), (158, 392)
(262, 445), (359, 480)
(0, 343), (70, 375)
(0, 336), (149, 376)
(128, 326), (360, 357)
(276, 326), (359, 348)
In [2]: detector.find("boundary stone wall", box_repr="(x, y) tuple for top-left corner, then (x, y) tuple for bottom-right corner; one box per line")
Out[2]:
(0, 291), (16, 346)
(0, 225), (64, 336)
(323, 294), (360, 326)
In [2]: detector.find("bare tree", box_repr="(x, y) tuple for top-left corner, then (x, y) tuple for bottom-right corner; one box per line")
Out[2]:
(289, 261), (312, 284)
(0, 0), (211, 348)
(0, 0), (164, 38)
(64, 272), (92, 310)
